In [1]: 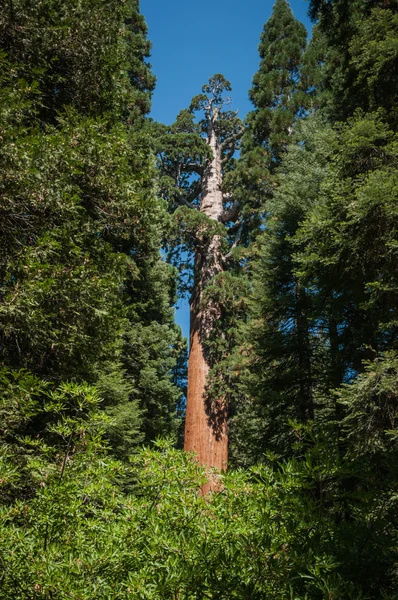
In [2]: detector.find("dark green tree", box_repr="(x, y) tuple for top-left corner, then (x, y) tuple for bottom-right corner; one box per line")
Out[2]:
(226, 2), (311, 461)
(0, 0), (155, 123)
(230, 116), (336, 462)
(247, 0), (307, 162)
(231, 0), (398, 468)
(0, 0), (182, 469)
(308, 0), (398, 126)
(223, 0), (308, 261)
(295, 110), (398, 373)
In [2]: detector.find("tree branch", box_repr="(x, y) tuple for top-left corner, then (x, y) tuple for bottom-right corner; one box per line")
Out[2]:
(221, 147), (235, 166)
(223, 225), (243, 262)
(181, 163), (204, 175)
(187, 180), (202, 203)
(220, 125), (245, 151)
(176, 196), (197, 210)
(219, 200), (240, 223)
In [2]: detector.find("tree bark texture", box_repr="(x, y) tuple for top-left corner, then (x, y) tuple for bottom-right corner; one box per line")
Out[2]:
(184, 112), (228, 472)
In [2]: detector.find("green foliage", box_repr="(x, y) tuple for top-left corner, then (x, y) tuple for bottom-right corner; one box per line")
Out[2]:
(1, 1), (398, 598)
(234, 103), (398, 461)
(0, 0), (155, 123)
(229, 6), (398, 591)
(198, 272), (250, 419)
(295, 110), (398, 366)
(2, 436), (397, 598)
(0, 367), (110, 503)
(230, 0), (308, 249)
(349, 7), (398, 124)
(230, 116), (333, 461)
(0, 0), (183, 463)
(247, 0), (307, 161)
(95, 362), (144, 460)
(153, 116), (210, 212)
(339, 351), (398, 458)
(122, 321), (181, 442)
(308, 1), (398, 125)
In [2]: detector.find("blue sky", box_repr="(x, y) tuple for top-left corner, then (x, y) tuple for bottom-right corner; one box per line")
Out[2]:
(140, 0), (313, 337)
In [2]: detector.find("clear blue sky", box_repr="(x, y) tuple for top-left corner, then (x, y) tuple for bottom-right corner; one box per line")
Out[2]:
(140, 0), (313, 337)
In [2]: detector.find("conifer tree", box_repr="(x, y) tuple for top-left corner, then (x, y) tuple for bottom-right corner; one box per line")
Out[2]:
(155, 75), (244, 471)
(308, 0), (398, 125)
(232, 0), (398, 465)
(231, 117), (335, 462)
(0, 0), (182, 470)
(247, 0), (307, 162)
(227, 2), (310, 461)
(226, 0), (308, 248)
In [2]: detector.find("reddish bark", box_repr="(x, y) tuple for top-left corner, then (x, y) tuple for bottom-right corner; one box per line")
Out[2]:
(184, 106), (229, 474)
(184, 312), (228, 473)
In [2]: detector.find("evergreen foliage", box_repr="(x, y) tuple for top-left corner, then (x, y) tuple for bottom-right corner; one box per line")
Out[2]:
(0, 0), (182, 468)
(308, 0), (398, 125)
(231, 116), (335, 461)
(154, 74), (245, 375)
(227, 0), (309, 253)
(231, 0), (398, 455)
(1, 0), (398, 596)
(0, 0), (155, 123)
(248, 0), (307, 161)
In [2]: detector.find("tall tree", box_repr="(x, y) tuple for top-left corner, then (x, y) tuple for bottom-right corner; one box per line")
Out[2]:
(308, 0), (398, 125)
(0, 0), (182, 468)
(232, 0), (398, 465)
(224, 0), (308, 259)
(231, 116), (335, 462)
(156, 75), (244, 471)
(227, 1), (310, 461)
(247, 0), (307, 163)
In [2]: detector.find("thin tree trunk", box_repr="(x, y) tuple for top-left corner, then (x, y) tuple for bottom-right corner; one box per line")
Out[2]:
(184, 114), (228, 472)
(295, 279), (314, 421)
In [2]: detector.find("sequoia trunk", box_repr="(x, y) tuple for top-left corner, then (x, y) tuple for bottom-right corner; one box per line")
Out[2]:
(184, 114), (228, 471)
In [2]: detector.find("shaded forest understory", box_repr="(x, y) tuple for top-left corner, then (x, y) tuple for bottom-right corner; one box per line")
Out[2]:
(1, 0), (398, 597)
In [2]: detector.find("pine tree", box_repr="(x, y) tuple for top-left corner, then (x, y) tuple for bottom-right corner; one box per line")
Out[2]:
(232, 0), (398, 466)
(230, 116), (336, 462)
(247, 0), (307, 163)
(226, 2), (310, 462)
(223, 0), (308, 269)
(295, 110), (398, 374)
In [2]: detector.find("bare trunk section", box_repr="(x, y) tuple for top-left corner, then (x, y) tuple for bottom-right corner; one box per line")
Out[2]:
(185, 306), (228, 471)
(184, 113), (228, 473)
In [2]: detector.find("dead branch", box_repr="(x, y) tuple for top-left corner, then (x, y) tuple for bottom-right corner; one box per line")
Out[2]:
(223, 225), (243, 263)
(219, 200), (240, 223)
(220, 125), (245, 152)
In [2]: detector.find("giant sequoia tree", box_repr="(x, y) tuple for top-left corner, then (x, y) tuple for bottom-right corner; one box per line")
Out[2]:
(156, 75), (244, 470)
(1, 0), (398, 596)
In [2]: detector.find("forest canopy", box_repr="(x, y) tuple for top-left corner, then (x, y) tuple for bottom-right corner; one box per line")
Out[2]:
(0, 0), (397, 597)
